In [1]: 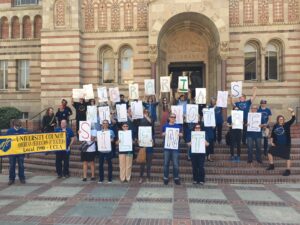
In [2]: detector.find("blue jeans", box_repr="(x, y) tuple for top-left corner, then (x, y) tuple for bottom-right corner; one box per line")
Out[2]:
(163, 150), (180, 181)
(247, 137), (262, 162)
(9, 155), (25, 181)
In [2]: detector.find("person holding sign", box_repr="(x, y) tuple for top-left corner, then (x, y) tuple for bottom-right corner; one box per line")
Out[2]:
(160, 97), (170, 132)
(143, 95), (159, 137)
(6, 119), (28, 185)
(71, 98), (88, 138)
(162, 113), (183, 185)
(266, 108), (295, 176)
(210, 97), (224, 144)
(187, 124), (209, 185)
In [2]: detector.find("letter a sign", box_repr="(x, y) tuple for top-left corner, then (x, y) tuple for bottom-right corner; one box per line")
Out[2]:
(178, 76), (188, 93)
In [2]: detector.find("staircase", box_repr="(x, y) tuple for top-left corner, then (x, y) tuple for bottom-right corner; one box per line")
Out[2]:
(1, 123), (300, 184)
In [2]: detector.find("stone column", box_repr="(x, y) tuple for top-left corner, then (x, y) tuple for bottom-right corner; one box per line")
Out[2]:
(261, 48), (266, 81)
(221, 59), (227, 91)
(114, 53), (119, 83)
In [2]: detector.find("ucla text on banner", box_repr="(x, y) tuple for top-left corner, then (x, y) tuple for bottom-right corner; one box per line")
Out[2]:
(0, 132), (66, 156)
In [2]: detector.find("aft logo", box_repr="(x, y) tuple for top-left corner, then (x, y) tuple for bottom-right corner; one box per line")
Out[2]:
(0, 139), (12, 152)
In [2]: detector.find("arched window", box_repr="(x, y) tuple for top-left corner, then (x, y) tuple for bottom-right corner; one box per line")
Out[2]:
(102, 48), (115, 83)
(11, 16), (20, 39)
(0, 17), (9, 39)
(34, 15), (42, 38)
(23, 16), (32, 38)
(120, 47), (133, 84)
(244, 42), (260, 80)
(265, 42), (282, 80)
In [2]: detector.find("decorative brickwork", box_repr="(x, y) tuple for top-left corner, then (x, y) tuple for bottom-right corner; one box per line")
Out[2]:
(137, 1), (148, 30)
(243, 0), (254, 24)
(111, 0), (120, 31)
(0, 17), (9, 39)
(34, 15), (42, 38)
(273, 0), (284, 22)
(288, 0), (299, 22)
(258, 0), (269, 25)
(84, 0), (95, 31)
(229, 0), (239, 26)
(23, 16), (32, 38)
(54, 0), (65, 26)
(124, 0), (133, 30)
(11, 16), (20, 39)
(98, 1), (107, 31)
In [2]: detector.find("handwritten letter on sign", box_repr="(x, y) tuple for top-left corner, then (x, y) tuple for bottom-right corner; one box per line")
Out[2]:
(186, 104), (199, 123)
(131, 101), (144, 119)
(203, 108), (216, 127)
(97, 131), (111, 152)
(97, 87), (108, 102)
(118, 130), (133, 152)
(79, 121), (91, 141)
(232, 110), (244, 129)
(83, 84), (94, 100)
(231, 81), (242, 98)
(98, 106), (111, 124)
(171, 105), (183, 124)
(72, 89), (85, 99)
(87, 106), (98, 123)
(129, 83), (139, 100)
(191, 131), (206, 154)
(195, 88), (206, 104)
(247, 113), (262, 132)
(109, 87), (120, 103)
(138, 126), (152, 147)
(217, 91), (228, 108)
(144, 79), (155, 96)
(178, 76), (188, 93)
(116, 104), (127, 122)
(164, 127), (180, 150)
(160, 76), (170, 93)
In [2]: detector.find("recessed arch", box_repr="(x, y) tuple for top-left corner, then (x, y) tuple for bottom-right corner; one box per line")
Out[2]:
(0, 17), (9, 39)
(11, 16), (20, 39)
(34, 15), (42, 38)
(23, 15), (32, 38)
(244, 40), (261, 81)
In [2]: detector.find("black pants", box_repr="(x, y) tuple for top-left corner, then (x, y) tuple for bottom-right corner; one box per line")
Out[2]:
(99, 152), (113, 182)
(56, 151), (70, 176)
(191, 153), (206, 183)
(230, 129), (242, 157)
(206, 139), (214, 157)
(242, 124), (247, 144)
(214, 123), (223, 144)
(140, 152), (153, 178)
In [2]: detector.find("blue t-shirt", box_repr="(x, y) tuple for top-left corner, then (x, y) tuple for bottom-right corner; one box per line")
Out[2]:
(54, 127), (74, 148)
(273, 125), (287, 145)
(235, 99), (251, 122)
(6, 127), (27, 135)
(257, 107), (272, 124)
(162, 123), (182, 151)
(143, 102), (159, 121)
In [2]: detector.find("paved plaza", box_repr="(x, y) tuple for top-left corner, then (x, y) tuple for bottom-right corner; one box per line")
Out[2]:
(0, 174), (300, 225)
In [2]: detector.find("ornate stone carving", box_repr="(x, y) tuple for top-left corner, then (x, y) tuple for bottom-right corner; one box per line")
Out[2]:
(124, 0), (133, 30)
(288, 0), (299, 22)
(149, 44), (158, 63)
(84, 0), (95, 31)
(111, 0), (120, 31)
(258, 0), (269, 25)
(137, 2), (148, 30)
(229, 0), (239, 26)
(98, 1), (107, 31)
(244, 0), (254, 24)
(55, 0), (65, 27)
(273, 0), (284, 22)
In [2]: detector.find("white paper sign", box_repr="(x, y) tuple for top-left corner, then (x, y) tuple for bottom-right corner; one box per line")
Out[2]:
(98, 106), (111, 124)
(164, 127), (180, 150)
(191, 131), (206, 153)
(186, 104), (199, 123)
(97, 130), (112, 152)
(109, 87), (120, 103)
(129, 83), (139, 100)
(72, 89), (85, 99)
(203, 108), (216, 127)
(116, 104), (128, 122)
(217, 91), (228, 108)
(232, 110), (244, 129)
(171, 105), (183, 124)
(160, 76), (170, 93)
(247, 113), (262, 132)
(79, 121), (91, 141)
(178, 76), (189, 93)
(118, 130), (133, 152)
(97, 87), (108, 102)
(83, 84), (94, 100)
(87, 106), (98, 123)
(138, 126), (152, 147)
(231, 81), (242, 98)
(131, 101), (143, 119)
(144, 79), (155, 96)
(195, 88), (206, 104)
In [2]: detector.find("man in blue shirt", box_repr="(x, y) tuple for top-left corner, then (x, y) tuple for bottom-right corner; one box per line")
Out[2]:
(162, 113), (183, 185)
(6, 119), (27, 185)
(54, 119), (75, 178)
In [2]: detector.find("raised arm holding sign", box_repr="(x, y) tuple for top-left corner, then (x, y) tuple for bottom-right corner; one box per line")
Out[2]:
(195, 88), (206, 104)
(231, 81), (242, 98)
(171, 105), (183, 124)
(98, 106), (111, 124)
(129, 83), (139, 100)
(97, 87), (108, 102)
(144, 79), (155, 96)
(87, 106), (98, 123)
(109, 87), (120, 103)
(116, 104), (128, 122)
(83, 84), (94, 100)
(131, 101), (143, 119)
(72, 89), (85, 99)
(217, 91), (228, 108)
(160, 76), (170, 93)
(178, 76), (188, 93)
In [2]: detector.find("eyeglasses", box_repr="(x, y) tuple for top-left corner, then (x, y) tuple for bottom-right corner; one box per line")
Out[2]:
(123, 125), (129, 127)
(195, 126), (201, 128)
(103, 123), (108, 125)
(170, 116), (176, 118)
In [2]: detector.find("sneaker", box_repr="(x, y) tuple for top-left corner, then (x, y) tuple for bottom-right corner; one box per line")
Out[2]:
(64, 175), (70, 178)
(139, 178), (143, 184)
(98, 180), (103, 184)
(257, 160), (263, 164)
(198, 182), (204, 185)
(266, 164), (275, 170)
(108, 180), (112, 184)
(82, 178), (87, 182)
(20, 179), (26, 184)
(57, 175), (62, 179)
(146, 178), (150, 183)
(163, 179), (169, 185)
(8, 180), (14, 185)
(193, 180), (197, 184)
(235, 156), (240, 163)
(282, 169), (291, 176)
(90, 177), (96, 181)
(174, 179), (181, 185)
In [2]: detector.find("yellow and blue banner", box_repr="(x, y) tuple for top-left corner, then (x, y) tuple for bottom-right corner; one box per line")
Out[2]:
(0, 132), (66, 157)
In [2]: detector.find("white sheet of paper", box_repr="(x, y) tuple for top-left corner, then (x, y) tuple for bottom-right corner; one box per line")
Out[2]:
(178, 76), (188, 93)
(232, 110), (244, 129)
(195, 88), (206, 104)
(72, 89), (85, 99)
(118, 130), (133, 152)
(186, 104), (199, 123)
(87, 106), (98, 123)
(138, 126), (152, 147)
(144, 79), (155, 96)
(247, 113), (262, 132)
(116, 104), (128, 122)
(171, 105), (183, 124)
(164, 127), (180, 150)
(231, 81), (242, 98)
(98, 106), (111, 124)
(216, 91), (228, 108)
(131, 101), (144, 119)
(191, 131), (206, 154)
(128, 83), (139, 100)
(79, 121), (91, 141)
(109, 87), (120, 103)
(160, 76), (170, 93)
(203, 108), (216, 127)
(97, 87), (108, 102)
(97, 130), (112, 152)
(83, 84), (94, 100)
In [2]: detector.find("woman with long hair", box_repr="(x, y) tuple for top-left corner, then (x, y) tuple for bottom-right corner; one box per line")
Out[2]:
(42, 107), (57, 132)
(160, 97), (170, 132)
